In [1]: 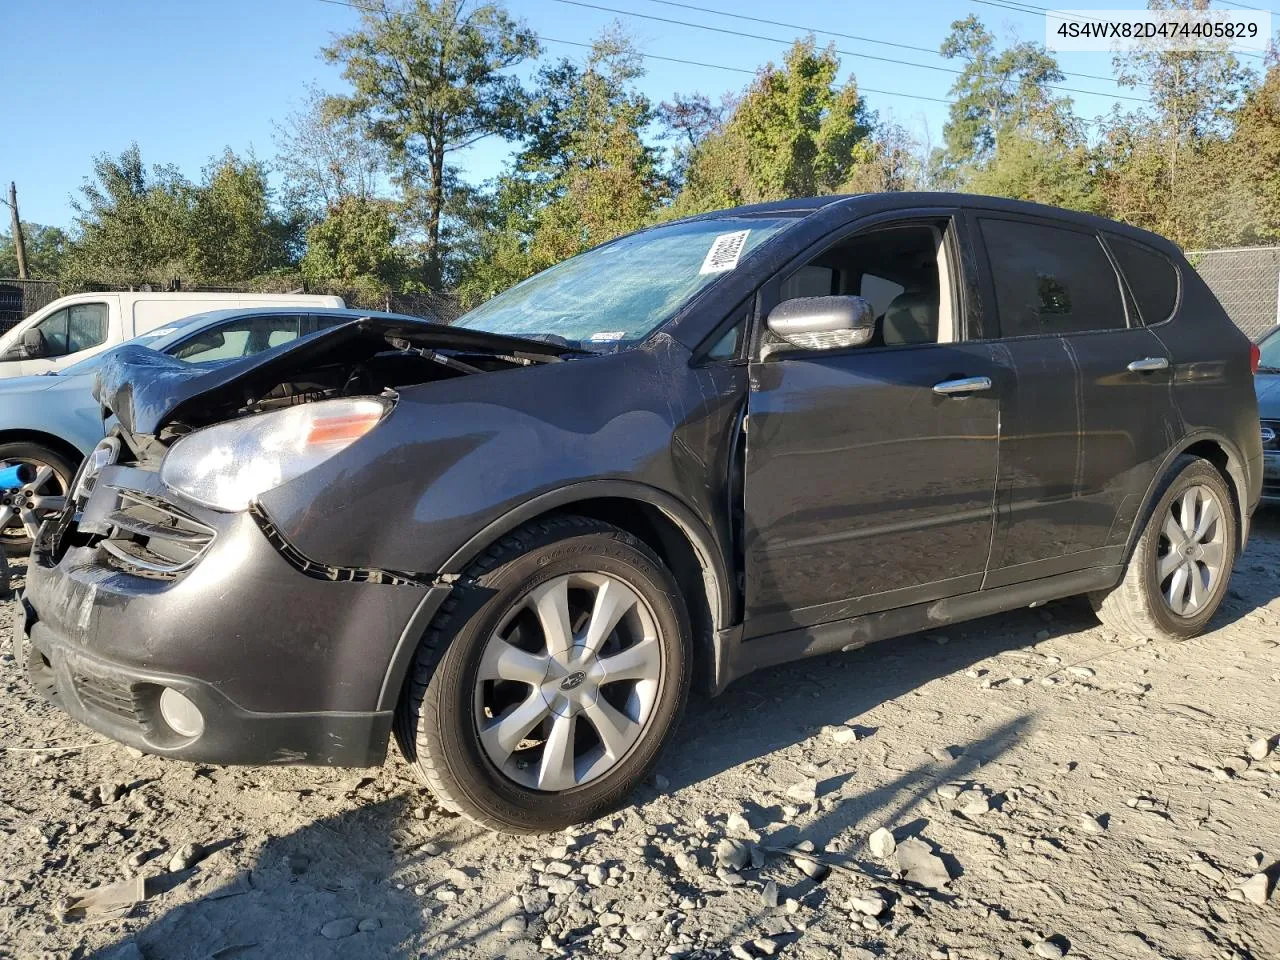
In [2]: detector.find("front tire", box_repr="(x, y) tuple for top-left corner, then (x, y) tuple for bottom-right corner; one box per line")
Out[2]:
(1092, 456), (1237, 640)
(395, 515), (692, 833)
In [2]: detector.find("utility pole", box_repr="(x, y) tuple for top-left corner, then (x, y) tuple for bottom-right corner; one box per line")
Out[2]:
(6, 183), (28, 279)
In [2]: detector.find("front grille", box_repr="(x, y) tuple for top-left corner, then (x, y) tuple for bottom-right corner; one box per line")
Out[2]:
(1262, 420), (1280, 451)
(101, 488), (216, 578)
(71, 669), (143, 727)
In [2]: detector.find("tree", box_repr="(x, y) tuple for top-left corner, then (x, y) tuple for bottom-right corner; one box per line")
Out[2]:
(0, 224), (67, 279)
(60, 144), (194, 288)
(187, 150), (296, 282)
(671, 38), (878, 216)
(301, 196), (405, 304)
(274, 86), (388, 218)
(968, 130), (1100, 212)
(1112, 0), (1253, 191)
(1219, 64), (1280, 242)
(1096, 0), (1258, 246)
(324, 0), (538, 286)
(937, 15), (1070, 179)
(455, 30), (667, 304)
(658, 92), (732, 186)
(60, 144), (295, 288)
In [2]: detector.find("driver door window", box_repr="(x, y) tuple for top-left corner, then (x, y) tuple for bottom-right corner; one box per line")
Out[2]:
(31, 303), (108, 358)
(776, 224), (955, 347)
(169, 315), (303, 364)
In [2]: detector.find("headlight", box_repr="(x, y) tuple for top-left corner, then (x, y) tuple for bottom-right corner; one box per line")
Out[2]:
(160, 397), (389, 512)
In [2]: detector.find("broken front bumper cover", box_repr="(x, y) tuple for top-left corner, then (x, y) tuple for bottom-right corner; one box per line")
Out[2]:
(16, 597), (393, 766)
(19, 464), (436, 767)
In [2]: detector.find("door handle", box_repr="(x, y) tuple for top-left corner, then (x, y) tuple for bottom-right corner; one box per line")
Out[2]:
(933, 376), (993, 395)
(1127, 357), (1169, 373)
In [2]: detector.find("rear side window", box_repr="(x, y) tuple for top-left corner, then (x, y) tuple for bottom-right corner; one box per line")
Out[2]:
(979, 218), (1126, 337)
(1106, 235), (1178, 325)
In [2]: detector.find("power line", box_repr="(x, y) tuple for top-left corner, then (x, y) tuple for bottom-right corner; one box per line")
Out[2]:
(537, 34), (955, 102)
(544, 0), (1151, 101)
(311, 0), (1150, 107)
(631, 0), (1127, 86)
(311, 0), (957, 103)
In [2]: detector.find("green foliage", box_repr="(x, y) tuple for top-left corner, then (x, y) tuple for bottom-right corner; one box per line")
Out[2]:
(455, 30), (668, 306)
(0, 223), (68, 279)
(58, 144), (295, 289)
(324, 0), (538, 285)
(30, 3), (1280, 305)
(672, 38), (877, 216)
(939, 15), (1069, 176)
(300, 196), (406, 304)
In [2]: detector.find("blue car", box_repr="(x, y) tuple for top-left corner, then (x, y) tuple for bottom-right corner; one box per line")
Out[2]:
(0, 306), (430, 553)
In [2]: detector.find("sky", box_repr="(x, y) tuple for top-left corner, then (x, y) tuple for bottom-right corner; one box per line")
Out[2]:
(1, 0), (1272, 231)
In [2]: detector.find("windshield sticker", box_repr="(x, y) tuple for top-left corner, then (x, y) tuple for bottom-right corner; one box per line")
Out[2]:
(588, 331), (627, 342)
(699, 230), (751, 275)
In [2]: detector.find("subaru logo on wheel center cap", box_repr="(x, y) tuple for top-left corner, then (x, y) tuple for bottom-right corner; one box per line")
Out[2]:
(560, 671), (587, 691)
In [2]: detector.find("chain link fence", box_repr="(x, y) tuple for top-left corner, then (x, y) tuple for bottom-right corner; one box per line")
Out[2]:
(1188, 247), (1280, 342)
(0, 279), (61, 335)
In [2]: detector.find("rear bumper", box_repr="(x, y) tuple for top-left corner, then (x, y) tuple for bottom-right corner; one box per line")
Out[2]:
(18, 463), (435, 767)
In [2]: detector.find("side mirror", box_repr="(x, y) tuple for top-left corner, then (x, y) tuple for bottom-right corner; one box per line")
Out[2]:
(19, 328), (47, 360)
(766, 295), (876, 352)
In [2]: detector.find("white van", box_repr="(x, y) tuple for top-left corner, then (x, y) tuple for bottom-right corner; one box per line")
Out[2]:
(0, 291), (345, 378)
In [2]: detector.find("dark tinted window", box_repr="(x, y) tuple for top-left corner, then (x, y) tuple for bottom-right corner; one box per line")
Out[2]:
(980, 218), (1126, 337)
(1107, 235), (1178, 325)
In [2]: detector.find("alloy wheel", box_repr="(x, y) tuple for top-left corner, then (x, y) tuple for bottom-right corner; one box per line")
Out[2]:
(473, 572), (663, 792)
(1156, 484), (1226, 617)
(0, 460), (69, 547)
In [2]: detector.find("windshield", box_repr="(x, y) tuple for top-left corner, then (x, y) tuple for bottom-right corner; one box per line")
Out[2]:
(1259, 329), (1280, 372)
(455, 216), (796, 347)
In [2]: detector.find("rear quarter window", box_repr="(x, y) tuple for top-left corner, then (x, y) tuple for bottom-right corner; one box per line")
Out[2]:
(1106, 235), (1179, 325)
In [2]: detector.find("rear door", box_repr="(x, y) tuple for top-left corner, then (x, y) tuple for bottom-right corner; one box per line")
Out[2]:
(742, 211), (1002, 637)
(972, 214), (1175, 587)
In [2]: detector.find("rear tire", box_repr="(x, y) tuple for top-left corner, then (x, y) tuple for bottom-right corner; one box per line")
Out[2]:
(394, 515), (692, 833)
(1091, 456), (1237, 640)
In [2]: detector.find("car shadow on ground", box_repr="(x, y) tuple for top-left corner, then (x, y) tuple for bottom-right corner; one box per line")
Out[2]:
(81, 717), (1034, 960)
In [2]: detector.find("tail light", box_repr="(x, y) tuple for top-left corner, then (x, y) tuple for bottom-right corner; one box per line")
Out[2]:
(1250, 342), (1261, 375)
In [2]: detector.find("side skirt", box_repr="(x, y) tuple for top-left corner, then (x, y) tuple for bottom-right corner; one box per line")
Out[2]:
(709, 564), (1124, 695)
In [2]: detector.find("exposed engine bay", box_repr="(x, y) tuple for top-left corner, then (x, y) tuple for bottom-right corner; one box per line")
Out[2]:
(93, 317), (579, 452)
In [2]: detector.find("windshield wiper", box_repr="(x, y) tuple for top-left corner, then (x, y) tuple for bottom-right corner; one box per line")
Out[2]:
(1257, 365), (1280, 374)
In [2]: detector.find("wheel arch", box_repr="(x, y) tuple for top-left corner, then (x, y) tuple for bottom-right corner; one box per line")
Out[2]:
(376, 481), (734, 712)
(0, 430), (87, 471)
(1129, 432), (1250, 561)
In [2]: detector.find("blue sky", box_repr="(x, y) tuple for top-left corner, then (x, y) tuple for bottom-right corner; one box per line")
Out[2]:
(1, 0), (1267, 230)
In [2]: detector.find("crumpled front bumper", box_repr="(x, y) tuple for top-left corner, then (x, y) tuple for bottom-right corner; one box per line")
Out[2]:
(18, 463), (436, 767)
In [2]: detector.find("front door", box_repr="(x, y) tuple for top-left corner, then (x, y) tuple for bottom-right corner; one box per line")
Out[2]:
(742, 217), (1001, 638)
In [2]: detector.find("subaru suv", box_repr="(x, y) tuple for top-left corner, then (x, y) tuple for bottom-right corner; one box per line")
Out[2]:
(18, 194), (1262, 833)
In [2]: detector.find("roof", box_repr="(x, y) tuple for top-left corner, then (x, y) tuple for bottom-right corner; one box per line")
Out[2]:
(675, 192), (1182, 257)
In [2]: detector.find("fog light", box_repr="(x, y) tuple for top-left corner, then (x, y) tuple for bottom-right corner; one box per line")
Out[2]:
(159, 688), (204, 738)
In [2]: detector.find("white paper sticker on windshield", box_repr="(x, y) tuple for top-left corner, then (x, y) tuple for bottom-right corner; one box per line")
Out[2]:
(699, 230), (750, 275)
(589, 330), (627, 342)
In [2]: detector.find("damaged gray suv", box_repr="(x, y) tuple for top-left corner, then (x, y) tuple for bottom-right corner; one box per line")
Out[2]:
(19, 194), (1262, 833)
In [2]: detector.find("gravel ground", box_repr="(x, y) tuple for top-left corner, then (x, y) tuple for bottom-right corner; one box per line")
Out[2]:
(3, 517), (1280, 960)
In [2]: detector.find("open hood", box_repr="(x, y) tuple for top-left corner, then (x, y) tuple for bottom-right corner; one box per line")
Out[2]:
(94, 316), (579, 437)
